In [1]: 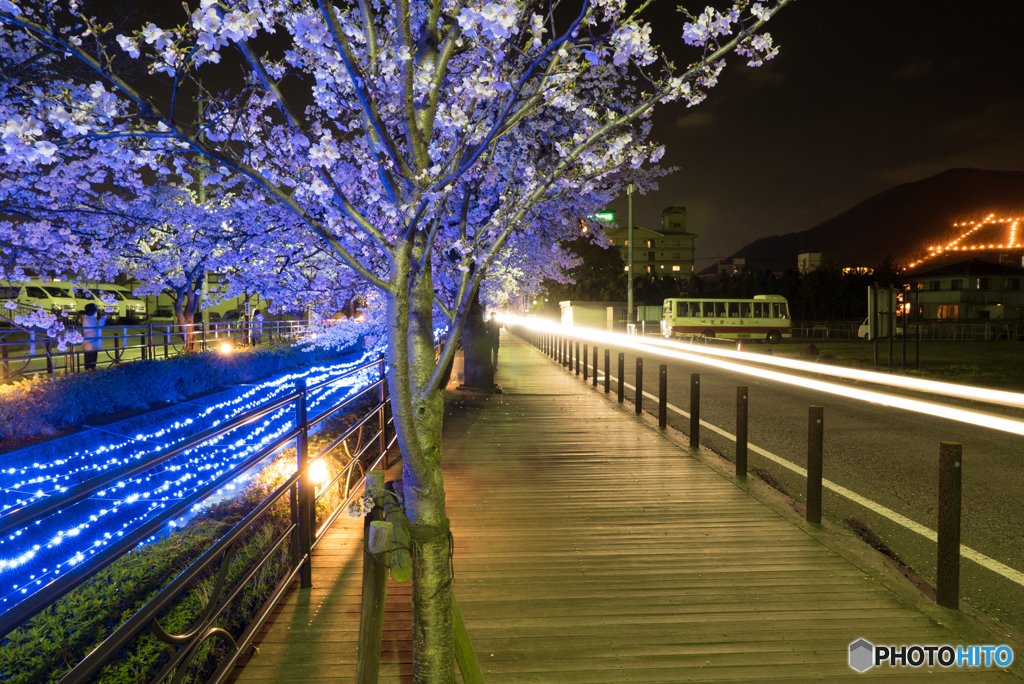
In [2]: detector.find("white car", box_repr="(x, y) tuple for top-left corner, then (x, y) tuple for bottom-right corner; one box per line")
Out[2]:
(858, 317), (904, 340)
(17, 281), (79, 320)
(77, 284), (147, 323)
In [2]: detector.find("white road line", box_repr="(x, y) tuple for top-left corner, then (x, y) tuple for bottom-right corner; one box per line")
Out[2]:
(598, 371), (1024, 588)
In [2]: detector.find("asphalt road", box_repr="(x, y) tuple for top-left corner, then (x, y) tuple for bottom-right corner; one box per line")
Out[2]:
(539, 333), (1024, 634)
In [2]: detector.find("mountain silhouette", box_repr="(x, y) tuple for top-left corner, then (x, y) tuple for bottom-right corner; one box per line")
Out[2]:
(729, 169), (1024, 270)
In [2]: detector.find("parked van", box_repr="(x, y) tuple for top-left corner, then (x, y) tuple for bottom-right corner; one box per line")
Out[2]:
(76, 283), (147, 323)
(15, 281), (80, 320)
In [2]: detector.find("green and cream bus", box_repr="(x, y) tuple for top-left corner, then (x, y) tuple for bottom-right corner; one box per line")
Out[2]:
(662, 295), (792, 343)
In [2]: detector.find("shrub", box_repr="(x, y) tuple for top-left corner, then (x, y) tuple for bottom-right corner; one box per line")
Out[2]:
(0, 342), (337, 443)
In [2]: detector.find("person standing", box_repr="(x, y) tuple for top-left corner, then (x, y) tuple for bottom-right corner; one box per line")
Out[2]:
(81, 302), (107, 370)
(251, 308), (264, 346)
(488, 314), (500, 371)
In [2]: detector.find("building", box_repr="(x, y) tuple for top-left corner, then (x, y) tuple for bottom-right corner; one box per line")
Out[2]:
(907, 259), (1024, 321)
(601, 206), (697, 278)
(797, 252), (822, 273)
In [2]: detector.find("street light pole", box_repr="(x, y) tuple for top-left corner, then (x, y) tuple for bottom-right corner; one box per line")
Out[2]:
(627, 183), (634, 329)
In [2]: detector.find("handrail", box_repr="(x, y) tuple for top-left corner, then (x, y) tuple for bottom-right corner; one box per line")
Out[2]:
(0, 389), (301, 537)
(1, 350), (396, 684)
(0, 424), (300, 638)
(305, 356), (382, 393)
(56, 455), (308, 684)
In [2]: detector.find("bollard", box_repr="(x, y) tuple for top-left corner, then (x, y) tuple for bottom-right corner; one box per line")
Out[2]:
(937, 442), (963, 609)
(592, 346), (598, 388)
(604, 349), (610, 393)
(658, 365), (667, 429)
(635, 357), (643, 415)
(736, 387), (748, 478)
(806, 406), (823, 525)
(576, 342), (580, 375)
(689, 373), (700, 448)
(617, 352), (625, 402)
(583, 344), (588, 381)
(296, 381), (314, 588)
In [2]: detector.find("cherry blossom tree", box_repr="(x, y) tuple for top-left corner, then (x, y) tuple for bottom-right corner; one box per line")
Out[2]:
(1, 0), (792, 679)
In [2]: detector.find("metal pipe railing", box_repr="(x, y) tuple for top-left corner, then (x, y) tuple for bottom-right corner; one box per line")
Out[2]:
(3, 352), (394, 684)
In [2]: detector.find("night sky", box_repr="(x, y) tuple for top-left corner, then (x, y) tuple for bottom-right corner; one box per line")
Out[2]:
(608, 0), (1024, 268)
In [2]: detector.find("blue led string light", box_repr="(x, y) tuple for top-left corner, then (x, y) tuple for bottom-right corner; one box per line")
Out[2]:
(0, 347), (384, 611)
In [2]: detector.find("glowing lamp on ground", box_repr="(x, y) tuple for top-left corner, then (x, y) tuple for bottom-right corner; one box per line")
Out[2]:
(219, 342), (232, 354)
(310, 459), (328, 485)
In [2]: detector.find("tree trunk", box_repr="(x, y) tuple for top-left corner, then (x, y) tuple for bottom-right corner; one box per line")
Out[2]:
(386, 242), (455, 683)
(173, 286), (202, 352)
(460, 290), (494, 390)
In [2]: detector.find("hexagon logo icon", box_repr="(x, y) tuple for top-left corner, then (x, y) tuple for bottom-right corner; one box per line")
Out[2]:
(849, 639), (874, 672)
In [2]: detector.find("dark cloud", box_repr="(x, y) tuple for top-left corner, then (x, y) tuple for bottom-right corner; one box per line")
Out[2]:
(896, 55), (932, 78)
(676, 111), (715, 129)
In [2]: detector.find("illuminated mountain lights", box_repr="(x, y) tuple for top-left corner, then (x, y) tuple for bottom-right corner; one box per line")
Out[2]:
(906, 214), (1023, 269)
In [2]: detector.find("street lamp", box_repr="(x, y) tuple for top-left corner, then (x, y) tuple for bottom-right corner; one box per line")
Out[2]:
(627, 183), (634, 331)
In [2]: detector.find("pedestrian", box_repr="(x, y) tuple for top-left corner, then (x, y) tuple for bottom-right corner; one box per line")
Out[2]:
(251, 308), (264, 346)
(81, 302), (107, 370)
(488, 314), (500, 371)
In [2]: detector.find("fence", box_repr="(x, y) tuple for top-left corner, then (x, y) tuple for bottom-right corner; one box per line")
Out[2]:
(0, 318), (314, 382)
(0, 355), (395, 684)
(519, 325), (983, 612)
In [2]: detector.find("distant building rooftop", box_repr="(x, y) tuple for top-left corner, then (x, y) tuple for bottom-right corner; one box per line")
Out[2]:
(908, 258), (1024, 279)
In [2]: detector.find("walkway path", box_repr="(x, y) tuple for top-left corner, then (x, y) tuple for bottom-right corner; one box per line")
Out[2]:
(232, 332), (1017, 682)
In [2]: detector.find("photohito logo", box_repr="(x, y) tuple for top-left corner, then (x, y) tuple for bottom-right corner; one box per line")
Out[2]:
(849, 639), (1014, 672)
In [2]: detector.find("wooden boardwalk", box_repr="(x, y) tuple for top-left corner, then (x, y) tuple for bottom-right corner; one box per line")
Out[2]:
(233, 333), (1017, 682)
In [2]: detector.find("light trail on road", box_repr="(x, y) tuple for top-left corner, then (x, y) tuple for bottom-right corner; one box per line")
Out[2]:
(512, 318), (1024, 435)
(511, 318), (1024, 591)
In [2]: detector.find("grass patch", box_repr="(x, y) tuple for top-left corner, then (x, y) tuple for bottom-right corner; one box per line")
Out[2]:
(0, 401), (375, 684)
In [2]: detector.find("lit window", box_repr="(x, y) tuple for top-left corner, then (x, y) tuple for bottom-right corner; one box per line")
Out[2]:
(672, 266), (681, 272)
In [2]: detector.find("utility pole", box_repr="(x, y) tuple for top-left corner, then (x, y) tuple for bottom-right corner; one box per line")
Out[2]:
(627, 183), (634, 330)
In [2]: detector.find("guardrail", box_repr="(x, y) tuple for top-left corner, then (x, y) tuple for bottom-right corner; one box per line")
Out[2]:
(0, 355), (394, 684)
(0, 319), (315, 381)
(518, 324), (1004, 612)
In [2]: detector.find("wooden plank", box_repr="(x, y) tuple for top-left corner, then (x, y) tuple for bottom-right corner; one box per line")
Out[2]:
(231, 333), (1014, 683)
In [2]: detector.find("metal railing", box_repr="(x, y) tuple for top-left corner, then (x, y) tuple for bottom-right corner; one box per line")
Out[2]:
(0, 355), (394, 684)
(0, 319), (315, 381)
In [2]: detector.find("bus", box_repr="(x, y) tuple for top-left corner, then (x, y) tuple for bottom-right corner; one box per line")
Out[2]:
(662, 295), (792, 343)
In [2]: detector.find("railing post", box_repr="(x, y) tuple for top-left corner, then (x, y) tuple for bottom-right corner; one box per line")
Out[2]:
(113, 332), (120, 364)
(806, 406), (823, 525)
(592, 346), (598, 388)
(1, 344), (7, 381)
(356, 472), (387, 684)
(45, 341), (53, 376)
(201, 322), (207, 352)
(937, 442), (963, 609)
(163, 325), (169, 359)
(617, 353), (625, 402)
(378, 355), (388, 470)
(604, 349), (610, 393)
(736, 387), (748, 478)
(658, 365), (667, 429)
(296, 381), (313, 588)
(583, 344), (588, 381)
(689, 373), (700, 448)
(634, 357), (643, 415)
(575, 342), (580, 375)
